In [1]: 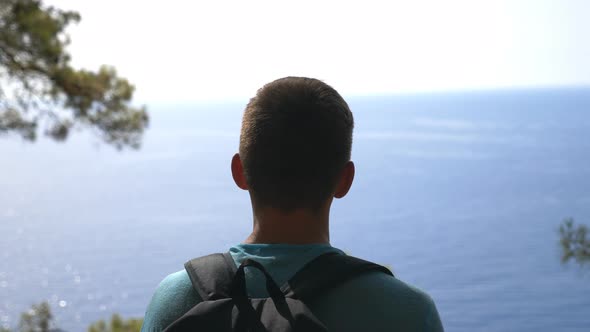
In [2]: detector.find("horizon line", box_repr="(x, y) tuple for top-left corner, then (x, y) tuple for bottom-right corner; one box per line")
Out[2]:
(139, 83), (590, 107)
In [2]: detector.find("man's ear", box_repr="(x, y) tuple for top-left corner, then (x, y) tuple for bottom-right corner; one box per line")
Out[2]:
(231, 153), (249, 190)
(334, 161), (355, 199)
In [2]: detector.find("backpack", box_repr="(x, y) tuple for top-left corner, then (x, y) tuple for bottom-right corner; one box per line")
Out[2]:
(164, 251), (393, 332)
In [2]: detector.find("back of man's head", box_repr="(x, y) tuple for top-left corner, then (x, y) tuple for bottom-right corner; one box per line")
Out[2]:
(239, 77), (354, 212)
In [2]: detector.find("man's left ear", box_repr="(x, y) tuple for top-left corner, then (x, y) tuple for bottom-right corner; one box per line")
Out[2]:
(334, 161), (355, 199)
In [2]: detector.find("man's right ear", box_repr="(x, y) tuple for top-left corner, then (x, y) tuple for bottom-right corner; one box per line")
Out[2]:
(334, 161), (355, 199)
(231, 153), (249, 190)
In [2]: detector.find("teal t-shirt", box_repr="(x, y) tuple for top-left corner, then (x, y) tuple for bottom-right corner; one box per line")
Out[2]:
(141, 244), (443, 331)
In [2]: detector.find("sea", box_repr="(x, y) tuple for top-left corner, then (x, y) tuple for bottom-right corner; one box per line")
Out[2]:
(1, 87), (589, 331)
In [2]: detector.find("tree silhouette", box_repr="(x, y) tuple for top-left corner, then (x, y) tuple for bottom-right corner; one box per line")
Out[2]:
(1, 302), (142, 332)
(18, 302), (54, 332)
(0, 0), (148, 148)
(559, 218), (590, 265)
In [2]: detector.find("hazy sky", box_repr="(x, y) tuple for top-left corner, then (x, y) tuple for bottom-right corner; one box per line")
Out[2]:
(47, 0), (590, 102)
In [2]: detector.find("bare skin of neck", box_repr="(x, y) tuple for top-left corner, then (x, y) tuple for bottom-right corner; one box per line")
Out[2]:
(230, 153), (354, 245)
(244, 200), (333, 245)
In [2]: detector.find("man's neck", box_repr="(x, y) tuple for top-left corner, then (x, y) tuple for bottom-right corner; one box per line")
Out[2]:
(244, 205), (331, 245)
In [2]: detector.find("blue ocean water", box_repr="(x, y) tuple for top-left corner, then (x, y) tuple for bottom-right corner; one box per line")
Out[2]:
(1, 87), (589, 331)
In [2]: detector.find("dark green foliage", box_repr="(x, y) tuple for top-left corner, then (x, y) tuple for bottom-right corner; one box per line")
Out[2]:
(18, 302), (53, 332)
(0, 0), (148, 148)
(2, 302), (142, 332)
(87, 314), (143, 332)
(559, 218), (590, 265)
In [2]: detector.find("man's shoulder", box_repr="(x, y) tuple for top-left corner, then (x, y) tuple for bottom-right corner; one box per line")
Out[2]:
(141, 270), (201, 332)
(159, 269), (192, 291)
(309, 269), (443, 331)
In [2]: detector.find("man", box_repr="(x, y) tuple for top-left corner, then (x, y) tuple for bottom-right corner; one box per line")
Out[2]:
(141, 77), (444, 331)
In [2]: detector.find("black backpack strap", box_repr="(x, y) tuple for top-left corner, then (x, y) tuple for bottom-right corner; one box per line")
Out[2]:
(281, 252), (393, 301)
(184, 252), (237, 300)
